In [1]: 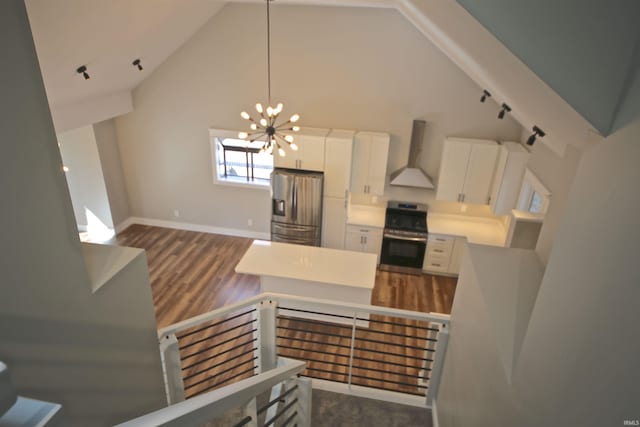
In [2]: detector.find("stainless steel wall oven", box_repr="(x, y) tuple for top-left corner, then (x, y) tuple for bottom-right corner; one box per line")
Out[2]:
(380, 201), (428, 272)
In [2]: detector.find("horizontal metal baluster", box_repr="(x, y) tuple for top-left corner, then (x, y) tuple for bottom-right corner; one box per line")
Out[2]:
(257, 385), (299, 414)
(183, 347), (258, 381)
(232, 415), (253, 427)
(278, 310), (440, 332)
(177, 309), (257, 339)
(182, 338), (257, 371)
(185, 365), (257, 398)
(182, 329), (257, 360)
(180, 319), (256, 350)
(264, 398), (298, 427)
(184, 356), (258, 390)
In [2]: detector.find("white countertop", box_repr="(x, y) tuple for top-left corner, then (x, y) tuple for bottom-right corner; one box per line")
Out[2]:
(346, 204), (386, 228)
(428, 213), (507, 246)
(236, 240), (377, 289)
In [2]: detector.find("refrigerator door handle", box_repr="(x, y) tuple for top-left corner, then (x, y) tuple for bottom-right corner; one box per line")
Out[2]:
(292, 179), (297, 221)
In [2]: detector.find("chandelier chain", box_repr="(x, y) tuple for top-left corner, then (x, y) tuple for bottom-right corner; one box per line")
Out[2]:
(266, 0), (271, 106)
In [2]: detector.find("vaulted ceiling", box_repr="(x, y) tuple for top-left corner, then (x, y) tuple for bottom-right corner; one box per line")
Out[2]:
(25, 0), (640, 151)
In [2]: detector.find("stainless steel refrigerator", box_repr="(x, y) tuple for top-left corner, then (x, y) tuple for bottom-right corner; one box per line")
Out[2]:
(271, 168), (324, 246)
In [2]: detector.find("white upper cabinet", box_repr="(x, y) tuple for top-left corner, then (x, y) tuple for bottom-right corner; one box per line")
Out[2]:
(274, 128), (328, 172)
(324, 130), (354, 198)
(490, 142), (530, 215)
(436, 137), (499, 205)
(350, 132), (390, 195)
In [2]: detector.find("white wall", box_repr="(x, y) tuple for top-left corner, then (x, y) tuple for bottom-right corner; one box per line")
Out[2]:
(57, 125), (114, 230)
(94, 118), (131, 228)
(114, 3), (522, 233)
(0, 1), (165, 425)
(438, 118), (640, 426)
(525, 137), (582, 264)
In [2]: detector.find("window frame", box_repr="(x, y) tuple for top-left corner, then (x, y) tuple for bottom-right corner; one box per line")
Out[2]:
(209, 128), (272, 191)
(516, 168), (551, 215)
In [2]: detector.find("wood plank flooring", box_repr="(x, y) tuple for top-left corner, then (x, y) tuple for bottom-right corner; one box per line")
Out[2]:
(114, 224), (457, 396)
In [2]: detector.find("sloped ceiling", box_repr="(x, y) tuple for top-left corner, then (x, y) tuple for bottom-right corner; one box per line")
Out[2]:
(457, 0), (640, 136)
(25, 0), (225, 107)
(26, 0), (636, 151)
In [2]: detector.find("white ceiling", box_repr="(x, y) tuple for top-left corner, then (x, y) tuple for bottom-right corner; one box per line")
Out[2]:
(25, 0), (226, 107)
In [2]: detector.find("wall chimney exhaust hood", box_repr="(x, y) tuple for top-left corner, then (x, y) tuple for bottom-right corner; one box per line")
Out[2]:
(390, 120), (435, 189)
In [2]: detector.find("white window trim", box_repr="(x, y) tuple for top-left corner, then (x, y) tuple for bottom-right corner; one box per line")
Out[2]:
(516, 168), (551, 215)
(209, 128), (271, 191)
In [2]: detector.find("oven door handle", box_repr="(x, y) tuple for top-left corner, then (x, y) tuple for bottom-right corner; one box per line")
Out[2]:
(384, 233), (428, 242)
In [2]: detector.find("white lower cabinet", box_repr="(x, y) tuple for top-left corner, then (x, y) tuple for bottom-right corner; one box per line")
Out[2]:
(322, 197), (348, 249)
(423, 234), (466, 275)
(345, 224), (383, 263)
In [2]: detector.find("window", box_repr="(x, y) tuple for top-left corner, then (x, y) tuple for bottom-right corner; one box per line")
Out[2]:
(517, 169), (551, 215)
(209, 129), (273, 188)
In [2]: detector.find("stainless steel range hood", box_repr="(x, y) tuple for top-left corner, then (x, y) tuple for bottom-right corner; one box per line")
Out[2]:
(390, 120), (435, 189)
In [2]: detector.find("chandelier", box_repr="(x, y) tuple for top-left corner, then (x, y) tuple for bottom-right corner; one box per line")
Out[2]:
(238, 0), (300, 156)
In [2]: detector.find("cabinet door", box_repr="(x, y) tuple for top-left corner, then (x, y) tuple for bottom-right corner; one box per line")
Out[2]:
(436, 139), (472, 202)
(363, 228), (383, 263)
(324, 135), (353, 198)
(447, 237), (466, 275)
(322, 197), (347, 249)
(273, 148), (298, 169)
(345, 230), (364, 252)
(298, 135), (325, 171)
(350, 134), (370, 193)
(367, 134), (390, 195)
(490, 143), (529, 215)
(462, 143), (499, 204)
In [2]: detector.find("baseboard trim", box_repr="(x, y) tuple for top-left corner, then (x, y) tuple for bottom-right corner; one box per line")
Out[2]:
(116, 216), (270, 240)
(309, 378), (428, 409)
(432, 398), (440, 427)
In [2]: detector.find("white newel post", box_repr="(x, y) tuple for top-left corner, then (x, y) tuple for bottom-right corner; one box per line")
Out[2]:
(254, 298), (278, 374)
(426, 323), (449, 407)
(241, 397), (259, 427)
(159, 333), (185, 405)
(295, 376), (312, 427)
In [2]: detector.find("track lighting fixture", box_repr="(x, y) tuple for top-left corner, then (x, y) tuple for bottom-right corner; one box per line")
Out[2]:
(498, 103), (511, 119)
(132, 59), (143, 71)
(526, 126), (545, 146)
(76, 65), (90, 80)
(480, 90), (491, 103)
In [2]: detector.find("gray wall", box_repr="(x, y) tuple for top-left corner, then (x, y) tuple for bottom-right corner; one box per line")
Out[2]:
(57, 125), (114, 230)
(458, 0), (640, 135)
(94, 118), (131, 228)
(0, 1), (165, 425)
(114, 4), (522, 233)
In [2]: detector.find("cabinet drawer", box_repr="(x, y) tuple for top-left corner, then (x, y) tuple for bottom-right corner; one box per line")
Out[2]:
(427, 244), (452, 258)
(428, 234), (455, 244)
(346, 224), (381, 234)
(424, 254), (450, 273)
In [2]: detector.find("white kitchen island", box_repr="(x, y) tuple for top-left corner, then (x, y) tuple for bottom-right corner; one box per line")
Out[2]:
(235, 240), (377, 323)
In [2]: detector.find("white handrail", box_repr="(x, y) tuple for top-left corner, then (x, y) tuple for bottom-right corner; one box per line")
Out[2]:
(115, 359), (306, 427)
(159, 292), (450, 336)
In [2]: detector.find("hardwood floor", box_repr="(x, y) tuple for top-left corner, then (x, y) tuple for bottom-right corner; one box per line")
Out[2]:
(114, 224), (457, 396)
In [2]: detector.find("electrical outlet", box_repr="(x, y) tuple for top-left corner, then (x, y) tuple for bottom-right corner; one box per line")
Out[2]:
(247, 218), (253, 227)
(173, 209), (180, 218)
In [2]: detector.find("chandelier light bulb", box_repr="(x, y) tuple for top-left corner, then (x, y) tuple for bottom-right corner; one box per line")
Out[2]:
(260, 118), (268, 126)
(256, 103), (263, 113)
(290, 143), (298, 151)
(241, 111), (250, 120)
(238, 132), (248, 139)
(266, 106), (274, 116)
(276, 103), (283, 114)
(292, 126), (300, 132)
(290, 114), (300, 123)
(278, 147), (286, 157)
(284, 135), (294, 143)
(250, 123), (258, 130)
